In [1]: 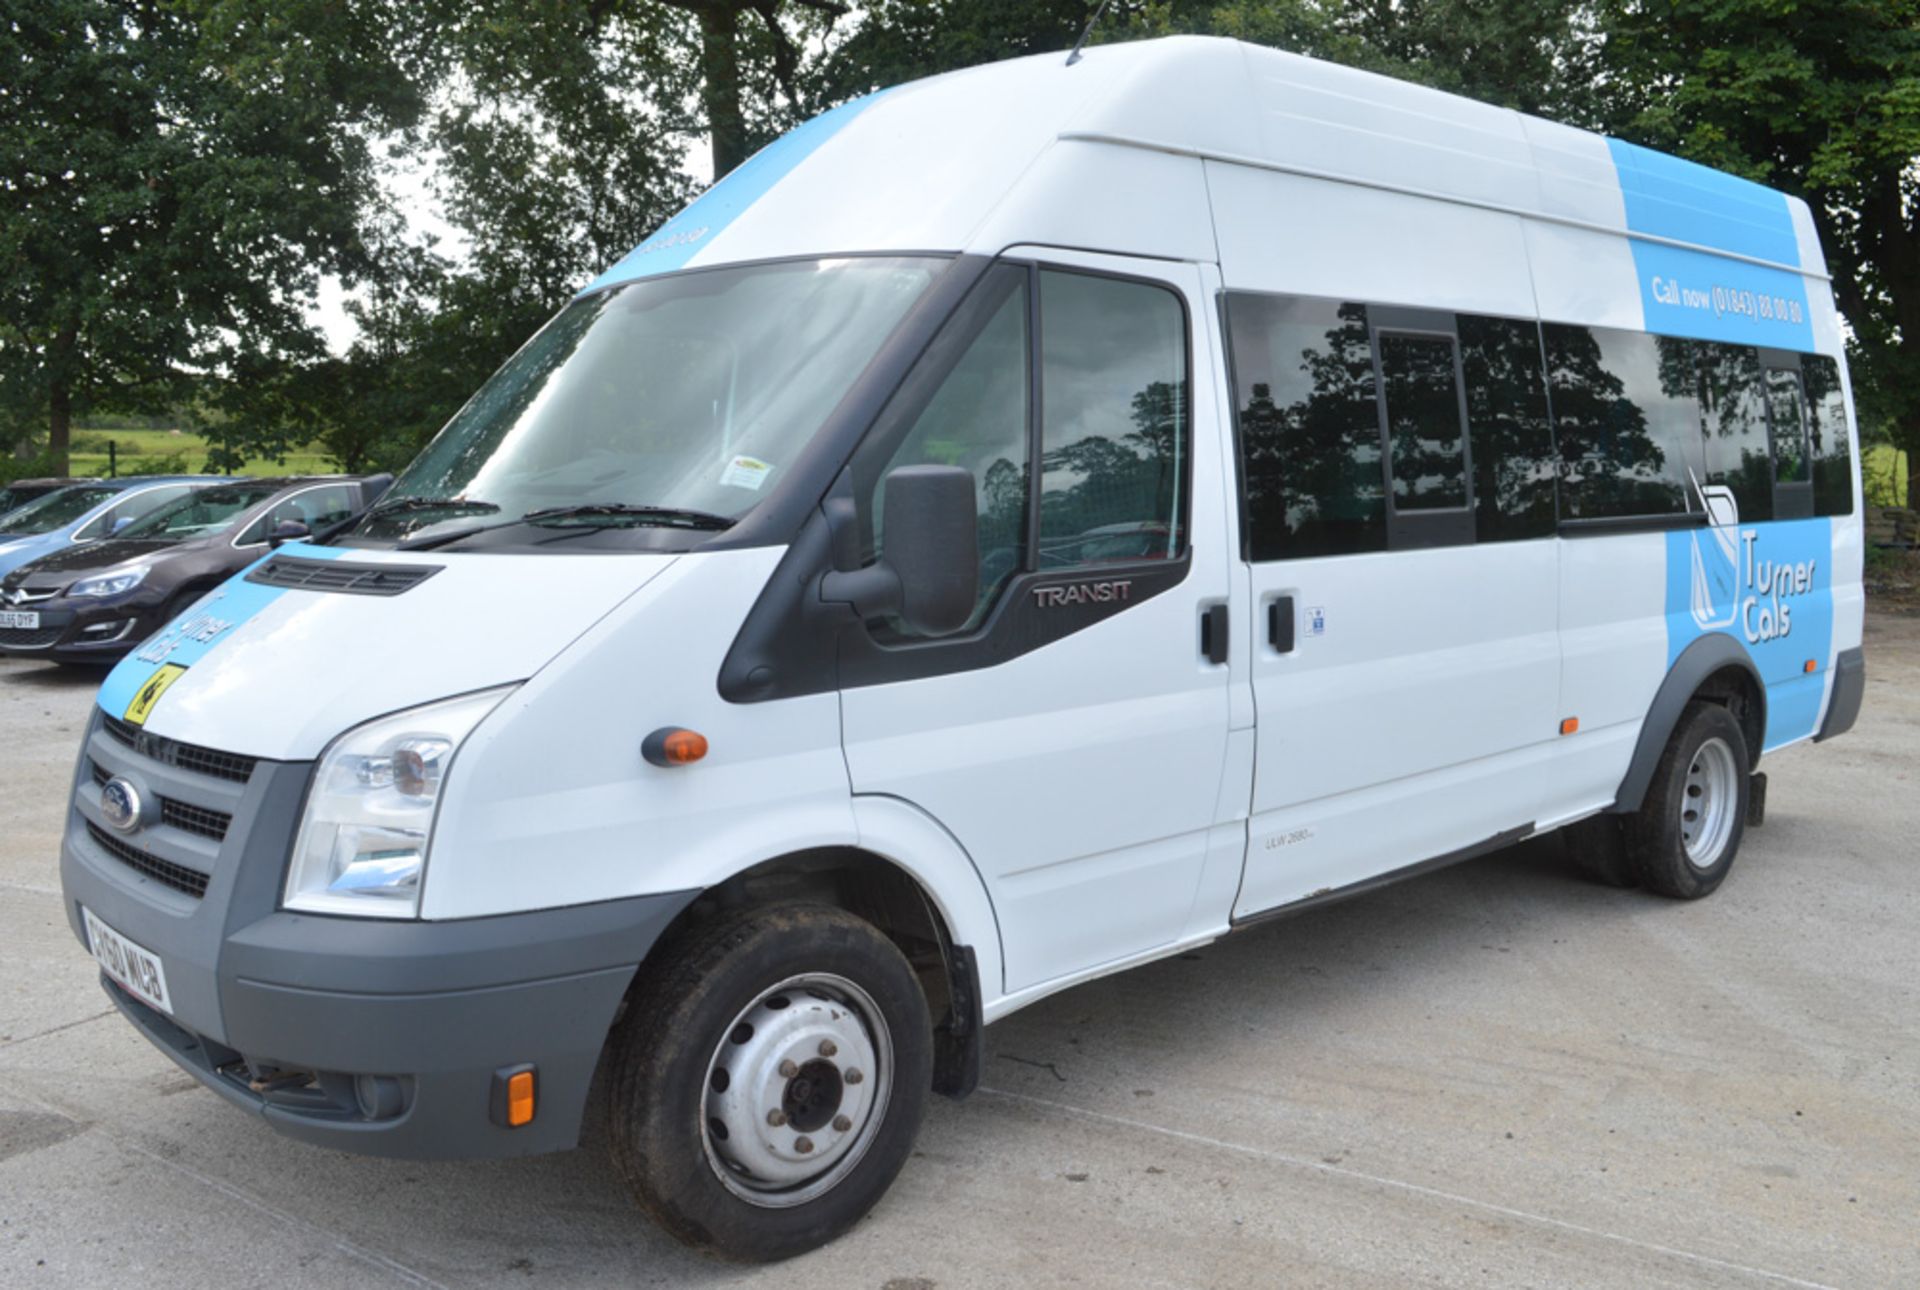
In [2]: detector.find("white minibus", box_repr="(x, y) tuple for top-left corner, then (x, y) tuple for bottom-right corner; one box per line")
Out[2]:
(60, 36), (1865, 1260)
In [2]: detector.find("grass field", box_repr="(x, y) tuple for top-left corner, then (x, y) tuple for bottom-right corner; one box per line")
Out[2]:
(67, 427), (335, 479)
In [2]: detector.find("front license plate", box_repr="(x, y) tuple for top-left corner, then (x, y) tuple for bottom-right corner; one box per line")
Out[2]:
(83, 906), (172, 1015)
(0, 610), (39, 629)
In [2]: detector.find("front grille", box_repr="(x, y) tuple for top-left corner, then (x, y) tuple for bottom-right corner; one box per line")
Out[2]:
(92, 763), (235, 842)
(0, 626), (63, 648)
(247, 555), (440, 596)
(85, 822), (209, 898)
(101, 715), (257, 784)
(160, 798), (231, 842)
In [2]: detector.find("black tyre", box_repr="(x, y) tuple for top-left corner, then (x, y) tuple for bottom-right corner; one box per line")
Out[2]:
(1564, 814), (1639, 888)
(1626, 701), (1751, 899)
(605, 903), (932, 1261)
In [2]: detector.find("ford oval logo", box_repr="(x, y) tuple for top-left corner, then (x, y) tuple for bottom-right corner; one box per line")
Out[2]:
(100, 777), (143, 833)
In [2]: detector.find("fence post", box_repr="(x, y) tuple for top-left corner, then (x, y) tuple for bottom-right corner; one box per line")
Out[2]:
(108, 440), (117, 478)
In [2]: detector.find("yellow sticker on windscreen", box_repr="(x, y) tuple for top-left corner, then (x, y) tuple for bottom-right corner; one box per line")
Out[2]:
(124, 664), (188, 726)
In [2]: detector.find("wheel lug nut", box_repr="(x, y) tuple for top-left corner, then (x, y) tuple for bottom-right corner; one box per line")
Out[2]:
(779, 1059), (798, 1078)
(795, 1136), (814, 1154)
(767, 1109), (787, 1127)
(818, 1039), (838, 1057)
(833, 1115), (852, 1132)
(845, 1068), (863, 1084)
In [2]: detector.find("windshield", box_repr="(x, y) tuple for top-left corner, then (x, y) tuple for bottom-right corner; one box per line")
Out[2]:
(0, 486), (117, 536)
(119, 483), (281, 540)
(358, 257), (942, 544)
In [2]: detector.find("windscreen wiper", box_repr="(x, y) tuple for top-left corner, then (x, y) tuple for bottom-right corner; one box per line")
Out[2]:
(316, 496), (502, 546)
(365, 496), (502, 521)
(521, 503), (735, 531)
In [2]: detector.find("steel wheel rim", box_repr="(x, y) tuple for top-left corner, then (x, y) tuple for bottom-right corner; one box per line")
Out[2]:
(1681, 736), (1738, 869)
(700, 972), (894, 1209)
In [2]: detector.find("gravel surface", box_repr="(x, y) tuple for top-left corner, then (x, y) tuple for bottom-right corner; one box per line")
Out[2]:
(3, 611), (1916, 1289)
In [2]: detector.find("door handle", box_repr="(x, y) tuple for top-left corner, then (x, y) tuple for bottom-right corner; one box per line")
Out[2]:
(1201, 604), (1229, 665)
(1269, 596), (1295, 653)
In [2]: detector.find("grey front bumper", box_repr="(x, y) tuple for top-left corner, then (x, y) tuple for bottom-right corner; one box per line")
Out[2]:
(61, 709), (698, 1159)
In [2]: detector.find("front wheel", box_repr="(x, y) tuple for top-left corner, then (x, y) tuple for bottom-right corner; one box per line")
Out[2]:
(1627, 701), (1752, 899)
(604, 904), (931, 1261)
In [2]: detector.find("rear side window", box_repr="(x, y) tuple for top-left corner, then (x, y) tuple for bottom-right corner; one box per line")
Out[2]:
(1697, 342), (1772, 523)
(1226, 295), (1385, 561)
(1546, 326), (1703, 520)
(1765, 368), (1811, 484)
(1803, 355), (1855, 516)
(1458, 314), (1556, 541)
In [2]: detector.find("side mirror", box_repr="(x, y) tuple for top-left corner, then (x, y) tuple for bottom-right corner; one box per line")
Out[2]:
(268, 519), (311, 548)
(821, 465), (979, 636)
(110, 516), (134, 536)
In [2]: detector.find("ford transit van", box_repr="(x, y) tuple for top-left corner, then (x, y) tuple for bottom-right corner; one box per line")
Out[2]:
(58, 37), (1865, 1260)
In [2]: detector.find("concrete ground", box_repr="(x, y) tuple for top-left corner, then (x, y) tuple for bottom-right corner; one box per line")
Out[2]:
(2, 613), (1915, 1290)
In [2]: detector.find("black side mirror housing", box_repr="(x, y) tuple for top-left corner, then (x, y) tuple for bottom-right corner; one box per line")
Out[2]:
(821, 465), (979, 637)
(268, 519), (312, 549)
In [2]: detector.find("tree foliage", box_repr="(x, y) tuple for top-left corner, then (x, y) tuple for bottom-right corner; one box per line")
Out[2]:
(0, 0), (432, 471)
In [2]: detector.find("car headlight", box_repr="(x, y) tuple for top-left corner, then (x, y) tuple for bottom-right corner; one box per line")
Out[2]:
(70, 566), (150, 598)
(285, 686), (516, 918)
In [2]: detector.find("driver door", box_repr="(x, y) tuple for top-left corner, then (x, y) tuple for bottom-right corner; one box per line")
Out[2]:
(837, 250), (1242, 996)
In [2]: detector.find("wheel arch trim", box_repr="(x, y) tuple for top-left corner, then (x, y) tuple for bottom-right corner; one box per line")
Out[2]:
(1610, 633), (1765, 815)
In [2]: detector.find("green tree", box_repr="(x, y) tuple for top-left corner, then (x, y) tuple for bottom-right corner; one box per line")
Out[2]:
(0, 0), (430, 472)
(1593, 0), (1920, 508)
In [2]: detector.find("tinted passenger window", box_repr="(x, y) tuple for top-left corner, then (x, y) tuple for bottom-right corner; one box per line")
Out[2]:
(1037, 271), (1187, 566)
(1227, 295), (1384, 561)
(1697, 343), (1772, 522)
(1379, 333), (1467, 511)
(1458, 315), (1556, 540)
(1546, 326), (1704, 519)
(1766, 369), (1811, 484)
(1803, 355), (1855, 516)
(872, 270), (1030, 627)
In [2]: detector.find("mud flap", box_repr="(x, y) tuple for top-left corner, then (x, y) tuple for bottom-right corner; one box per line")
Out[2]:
(1746, 772), (1768, 828)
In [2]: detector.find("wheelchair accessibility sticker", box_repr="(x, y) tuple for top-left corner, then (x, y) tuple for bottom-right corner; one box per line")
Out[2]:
(123, 664), (188, 726)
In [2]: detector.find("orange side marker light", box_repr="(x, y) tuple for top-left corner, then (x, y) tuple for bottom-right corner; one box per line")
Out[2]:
(507, 1070), (536, 1127)
(1804, 659), (1817, 674)
(1559, 717), (1579, 736)
(642, 727), (709, 767)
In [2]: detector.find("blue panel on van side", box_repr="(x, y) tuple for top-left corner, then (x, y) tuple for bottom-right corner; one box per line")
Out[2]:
(1606, 139), (1816, 351)
(96, 544), (346, 720)
(1607, 139), (1801, 266)
(579, 90), (890, 295)
(1663, 518), (1832, 750)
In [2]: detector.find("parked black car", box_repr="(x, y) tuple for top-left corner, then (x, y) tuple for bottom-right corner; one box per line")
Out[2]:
(0, 475), (390, 665)
(0, 477), (100, 518)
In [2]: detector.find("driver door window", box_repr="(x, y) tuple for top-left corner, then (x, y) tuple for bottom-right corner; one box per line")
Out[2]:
(865, 262), (1190, 637)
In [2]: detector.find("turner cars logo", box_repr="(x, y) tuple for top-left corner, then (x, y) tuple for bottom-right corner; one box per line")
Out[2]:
(1690, 526), (1818, 644)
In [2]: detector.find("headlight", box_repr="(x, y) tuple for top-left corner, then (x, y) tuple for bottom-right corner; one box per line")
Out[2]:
(70, 566), (150, 598)
(285, 686), (515, 918)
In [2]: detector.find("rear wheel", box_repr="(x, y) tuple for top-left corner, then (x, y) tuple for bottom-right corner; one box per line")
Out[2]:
(1626, 701), (1751, 899)
(604, 904), (931, 1261)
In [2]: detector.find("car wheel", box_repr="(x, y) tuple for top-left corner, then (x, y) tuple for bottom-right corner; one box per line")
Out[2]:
(1626, 701), (1751, 899)
(605, 903), (932, 1261)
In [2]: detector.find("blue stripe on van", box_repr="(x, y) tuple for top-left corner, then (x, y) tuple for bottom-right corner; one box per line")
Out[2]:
(1606, 139), (1815, 350)
(96, 543), (346, 721)
(578, 90), (891, 295)
(1664, 518), (1833, 750)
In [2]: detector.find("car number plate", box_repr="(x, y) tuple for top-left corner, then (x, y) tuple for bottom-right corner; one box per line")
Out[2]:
(83, 906), (172, 1014)
(0, 610), (39, 629)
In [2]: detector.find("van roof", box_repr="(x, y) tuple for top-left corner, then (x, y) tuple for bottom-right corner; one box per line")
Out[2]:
(583, 36), (1824, 295)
